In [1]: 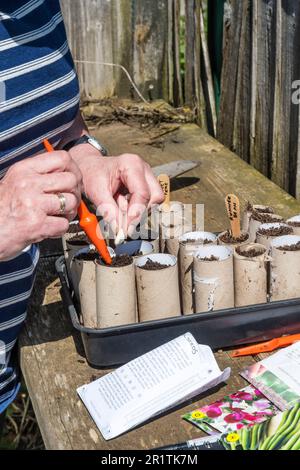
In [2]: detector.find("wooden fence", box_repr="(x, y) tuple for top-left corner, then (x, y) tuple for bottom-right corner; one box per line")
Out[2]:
(61, 1), (300, 199)
(60, 0), (216, 133)
(218, 0), (300, 199)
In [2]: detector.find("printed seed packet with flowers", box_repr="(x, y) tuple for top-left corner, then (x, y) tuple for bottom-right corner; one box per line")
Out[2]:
(183, 385), (279, 435)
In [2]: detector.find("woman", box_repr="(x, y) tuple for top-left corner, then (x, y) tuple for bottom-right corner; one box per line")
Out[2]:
(0, 0), (163, 434)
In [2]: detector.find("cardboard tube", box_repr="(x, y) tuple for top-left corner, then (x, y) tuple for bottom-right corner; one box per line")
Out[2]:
(194, 246), (234, 313)
(159, 202), (192, 253)
(61, 220), (85, 278)
(248, 213), (283, 242)
(150, 238), (160, 253)
(62, 221), (85, 261)
(218, 230), (250, 250)
(179, 231), (217, 315)
(73, 249), (97, 328)
(256, 223), (293, 252)
(286, 215), (300, 236)
(242, 205), (274, 232)
(164, 225), (192, 257)
(135, 254), (181, 322)
(66, 237), (89, 293)
(270, 235), (300, 302)
(233, 243), (268, 307)
(131, 229), (160, 253)
(96, 259), (137, 328)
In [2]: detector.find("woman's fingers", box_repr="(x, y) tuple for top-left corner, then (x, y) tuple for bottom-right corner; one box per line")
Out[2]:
(144, 166), (165, 207)
(40, 172), (81, 201)
(43, 216), (70, 239)
(42, 193), (79, 219)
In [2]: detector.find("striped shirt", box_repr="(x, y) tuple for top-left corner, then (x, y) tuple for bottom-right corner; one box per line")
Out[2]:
(0, 0), (80, 413)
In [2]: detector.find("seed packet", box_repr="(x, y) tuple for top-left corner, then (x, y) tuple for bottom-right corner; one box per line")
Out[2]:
(183, 385), (278, 435)
(222, 402), (300, 450)
(241, 342), (300, 411)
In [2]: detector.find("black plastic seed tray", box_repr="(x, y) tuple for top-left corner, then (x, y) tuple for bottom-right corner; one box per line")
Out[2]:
(56, 256), (300, 367)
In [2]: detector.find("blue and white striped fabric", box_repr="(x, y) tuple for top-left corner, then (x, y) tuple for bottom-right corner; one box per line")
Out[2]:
(0, 0), (80, 413)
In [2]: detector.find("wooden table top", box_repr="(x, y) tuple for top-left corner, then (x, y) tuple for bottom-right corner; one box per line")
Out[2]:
(20, 121), (300, 450)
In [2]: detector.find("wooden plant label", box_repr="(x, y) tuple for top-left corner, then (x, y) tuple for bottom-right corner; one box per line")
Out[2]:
(225, 194), (241, 238)
(157, 174), (170, 209)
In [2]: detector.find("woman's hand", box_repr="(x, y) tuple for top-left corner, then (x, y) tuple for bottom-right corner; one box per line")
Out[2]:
(0, 151), (82, 261)
(70, 145), (164, 236)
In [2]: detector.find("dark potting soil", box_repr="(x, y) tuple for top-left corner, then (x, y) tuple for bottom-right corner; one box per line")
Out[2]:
(68, 234), (89, 245)
(181, 238), (212, 245)
(67, 223), (81, 234)
(258, 225), (293, 237)
(220, 230), (249, 244)
(246, 202), (274, 214)
(246, 202), (253, 212)
(76, 251), (99, 262)
(139, 259), (170, 270)
(252, 211), (282, 223)
(287, 221), (300, 227)
(111, 255), (133, 267)
(236, 247), (265, 258)
(277, 242), (300, 252)
(201, 255), (219, 261)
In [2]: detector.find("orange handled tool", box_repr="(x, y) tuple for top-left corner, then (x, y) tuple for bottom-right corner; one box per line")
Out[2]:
(231, 333), (300, 357)
(43, 139), (112, 265)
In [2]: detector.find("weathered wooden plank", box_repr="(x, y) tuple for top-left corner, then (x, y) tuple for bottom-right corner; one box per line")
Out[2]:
(217, 0), (244, 149)
(198, 1), (217, 136)
(232, 0), (252, 162)
(184, 0), (196, 108)
(284, 1), (300, 197)
(250, 0), (276, 177)
(61, 0), (132, 99)
(193, 0), (207, 129)
(169, 0), (184, 106)
(132, 0), (169, 100)
(220, 0), (300, 198)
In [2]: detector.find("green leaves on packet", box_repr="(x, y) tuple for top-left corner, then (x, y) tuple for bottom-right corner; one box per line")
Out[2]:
(222, 403), (300, 450)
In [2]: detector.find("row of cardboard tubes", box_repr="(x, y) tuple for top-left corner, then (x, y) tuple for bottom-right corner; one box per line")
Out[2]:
(62, 202), (300, 330)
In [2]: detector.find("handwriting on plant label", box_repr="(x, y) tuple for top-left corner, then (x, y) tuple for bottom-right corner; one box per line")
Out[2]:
(226, 196), (238, 221)
(225, 194), (241, 238)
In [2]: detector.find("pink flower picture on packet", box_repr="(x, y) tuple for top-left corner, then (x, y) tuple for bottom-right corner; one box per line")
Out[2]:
(183, 385), (279, 435)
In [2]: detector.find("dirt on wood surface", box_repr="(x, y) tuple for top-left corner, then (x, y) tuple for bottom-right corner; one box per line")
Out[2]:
(81, 99), (195, 149)
(139, 259), (170, 270)
(258, 225), (293, 236)
(220, 230), (249, 244)
(111, 255), (133, 267)
(277, 242), (300, 251)
(236, 247), (265, 258)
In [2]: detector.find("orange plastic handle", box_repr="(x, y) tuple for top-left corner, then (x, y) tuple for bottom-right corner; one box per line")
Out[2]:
(231, 333), (300, 357)
(43, 139), (112, 265)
